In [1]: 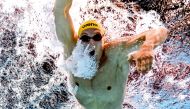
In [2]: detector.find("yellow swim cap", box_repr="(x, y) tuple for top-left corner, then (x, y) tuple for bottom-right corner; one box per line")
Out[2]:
(78, 20), (105, 37)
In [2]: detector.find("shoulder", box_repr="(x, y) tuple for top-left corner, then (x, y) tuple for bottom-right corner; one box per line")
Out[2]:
(103, 37), (131, 50)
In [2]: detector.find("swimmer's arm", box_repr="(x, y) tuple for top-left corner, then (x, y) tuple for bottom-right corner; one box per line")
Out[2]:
(54, 0), (77, 58)
(128, 27), (169, 49)
(104, 27), (169, 49)
(104, 27), (168, 72)
(128, 27), (169, 72)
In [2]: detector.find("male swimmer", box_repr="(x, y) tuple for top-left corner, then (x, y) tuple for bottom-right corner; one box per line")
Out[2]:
(54, 0), (168, 109)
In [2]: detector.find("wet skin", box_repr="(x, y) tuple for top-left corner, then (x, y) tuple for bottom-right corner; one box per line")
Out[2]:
(68, 29), (142, 109)
(54, 0), (168, 108)
(70, 45), (132, 109)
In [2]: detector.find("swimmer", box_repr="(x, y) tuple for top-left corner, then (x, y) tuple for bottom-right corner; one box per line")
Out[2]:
(54, 0), (169, 109)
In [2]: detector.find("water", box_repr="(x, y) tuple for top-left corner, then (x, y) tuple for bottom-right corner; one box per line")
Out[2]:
(0, 0), (190, 109)
(65, 41), (98, 79)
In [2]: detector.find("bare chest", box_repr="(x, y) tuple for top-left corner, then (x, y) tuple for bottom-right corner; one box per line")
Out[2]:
(72, 47), (130, 108)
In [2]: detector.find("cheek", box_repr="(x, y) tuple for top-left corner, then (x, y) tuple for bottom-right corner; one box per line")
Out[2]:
(95, 44), (103, 54)
(95, 43), (102, 49)
(95, 41), (102, 46)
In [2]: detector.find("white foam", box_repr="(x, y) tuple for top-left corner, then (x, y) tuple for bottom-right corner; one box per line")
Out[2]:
(65, 41), (98, 79)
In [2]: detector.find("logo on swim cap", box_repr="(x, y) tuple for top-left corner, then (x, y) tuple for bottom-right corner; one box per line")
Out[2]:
(78, 20), (105, 37)
(82, 23), (98, 28)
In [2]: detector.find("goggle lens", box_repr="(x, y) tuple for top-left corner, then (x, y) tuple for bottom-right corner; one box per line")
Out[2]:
(80, 33), (102, 42)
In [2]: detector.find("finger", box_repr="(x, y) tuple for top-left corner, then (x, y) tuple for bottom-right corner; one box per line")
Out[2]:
(149, 59), (153, 69)
(141, 66), (146, 72)
(149, 64), (152, 70)
(137, 57), (142, 67)
(149, 55), (153, 63)
(138, 58), (146, 72)
(140, 59), (146, 71)
(148, 55), (153, 61)
(128, 55), (134, 64)
(137, 60), (141, 72)
(145, 59), (150, 71)
(128, 56), (137, 67)
(128, 51), (138, 61)
(141, 59), (146, 66)
(128, 54), (133, 60)
(128, 54), (137, 64)
(137, 67), (141, 72)
(140, 56), (149, 71)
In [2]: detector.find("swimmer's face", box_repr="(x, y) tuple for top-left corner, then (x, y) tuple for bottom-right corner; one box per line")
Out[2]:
(79, 28), (104, 61)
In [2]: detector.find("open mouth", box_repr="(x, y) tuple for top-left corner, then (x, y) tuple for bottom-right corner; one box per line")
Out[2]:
(89, 50), (95, 56)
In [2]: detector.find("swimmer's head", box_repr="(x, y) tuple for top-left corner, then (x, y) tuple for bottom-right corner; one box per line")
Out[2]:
(78, 20), (105, 37)
(78, 20), (105, 61)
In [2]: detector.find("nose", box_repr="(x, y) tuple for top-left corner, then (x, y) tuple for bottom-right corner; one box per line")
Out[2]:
(89, 39), (95, 45)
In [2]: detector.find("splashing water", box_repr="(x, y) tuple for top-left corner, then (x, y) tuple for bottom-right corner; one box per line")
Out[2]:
(1, 0), (75, 108)
(1, 0), (190, 109)
(65, 41), (98, 79)
(70, 0), (164, 39)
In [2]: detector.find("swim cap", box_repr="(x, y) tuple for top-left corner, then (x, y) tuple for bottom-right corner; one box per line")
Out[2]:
(78, 20), (105, 37)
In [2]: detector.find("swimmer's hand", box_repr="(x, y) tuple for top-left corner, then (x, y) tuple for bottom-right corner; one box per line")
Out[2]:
(54, 0), (73, 12)
(128, 48), (153, 74)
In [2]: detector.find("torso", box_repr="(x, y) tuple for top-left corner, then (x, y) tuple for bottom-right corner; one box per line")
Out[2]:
(69, 42), (141, 109)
